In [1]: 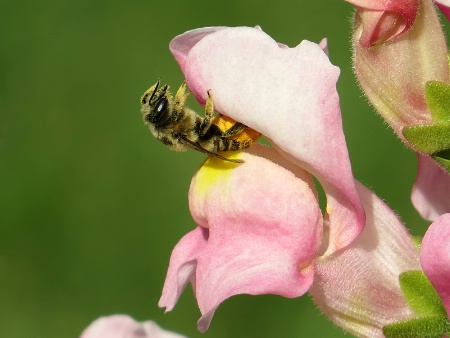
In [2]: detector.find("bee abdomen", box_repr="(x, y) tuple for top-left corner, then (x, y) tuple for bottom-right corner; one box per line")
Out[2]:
(216, 138), (252, 151)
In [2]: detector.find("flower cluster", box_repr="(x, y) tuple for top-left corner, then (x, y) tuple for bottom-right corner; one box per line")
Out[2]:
(81, 0), (450, 337)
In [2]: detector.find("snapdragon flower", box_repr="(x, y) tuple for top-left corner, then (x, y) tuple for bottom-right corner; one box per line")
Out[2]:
(348, 0), (450, 220)
(158, 26), (365, 332)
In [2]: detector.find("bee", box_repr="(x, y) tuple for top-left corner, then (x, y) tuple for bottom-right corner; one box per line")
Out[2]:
(140, 80), (261, 163)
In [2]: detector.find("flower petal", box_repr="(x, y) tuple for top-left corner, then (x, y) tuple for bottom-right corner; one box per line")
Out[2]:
(309, 182), (421, 338)
(346, 0), (418, 46)
(162, 146), (322, 332)
(170, 26), (364, 255)
(80, 315), (186, 338)
(193, 149), (322, 331)
(159, 226), (206, 312)
(420, 213), (450, 316)
(357, 9), (405, 46)
(411, 154), (450, 221)
(169, 27), (227, 71)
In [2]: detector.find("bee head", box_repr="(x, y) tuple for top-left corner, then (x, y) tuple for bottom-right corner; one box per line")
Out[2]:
(140, 80), (172, 125)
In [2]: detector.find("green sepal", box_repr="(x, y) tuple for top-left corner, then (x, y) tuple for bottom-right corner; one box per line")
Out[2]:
(399, 271), (447, 317)
(426, 81), (450, 123)
(402, 124), (450, 154)
(432, 149), (450, 173)
(387, 271), (450, 337)
(383, 315), (448, 338)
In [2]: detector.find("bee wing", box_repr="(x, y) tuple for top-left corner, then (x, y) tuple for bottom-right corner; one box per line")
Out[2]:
(180, 136), (244, 163)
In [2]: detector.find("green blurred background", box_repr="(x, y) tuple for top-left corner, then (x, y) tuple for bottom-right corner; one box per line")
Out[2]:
(1, 0), (441, 337)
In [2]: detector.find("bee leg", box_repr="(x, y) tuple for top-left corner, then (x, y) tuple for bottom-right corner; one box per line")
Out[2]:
(173, 81), (190, 113)
(199, 89), (215, 136)
(222, 122), (246, 137)
(205, 89), (214, 118)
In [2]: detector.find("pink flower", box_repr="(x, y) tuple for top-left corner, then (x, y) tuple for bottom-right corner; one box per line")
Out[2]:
(310, 182), (422, 338)
(346, 0), (418, 46)
(350, 0), (450, 220)
(420, 213), (450, 317)
(80, 315), (186, 338)
(352, 0), (448, 139)
(159, 26), (365, 331)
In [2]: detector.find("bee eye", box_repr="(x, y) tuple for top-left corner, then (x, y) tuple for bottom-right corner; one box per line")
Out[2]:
(148, 97), (168, 123)
(155, 97), (167, 114)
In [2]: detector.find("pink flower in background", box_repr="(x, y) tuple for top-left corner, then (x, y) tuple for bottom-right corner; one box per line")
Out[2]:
(80, 315), (186, 338)
(349, 0), (450, 220)
(351, 0), (448, 141)
(159, 26), (365, 332)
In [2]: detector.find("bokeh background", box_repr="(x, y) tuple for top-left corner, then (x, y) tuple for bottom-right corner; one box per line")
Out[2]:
(1, 0), (444, 337)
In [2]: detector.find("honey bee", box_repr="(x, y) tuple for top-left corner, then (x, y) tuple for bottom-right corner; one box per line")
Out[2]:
(140, 80), (261, 163)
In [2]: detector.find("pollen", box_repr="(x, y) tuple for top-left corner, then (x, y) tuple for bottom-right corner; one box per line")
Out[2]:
(213, 114), (261, 146)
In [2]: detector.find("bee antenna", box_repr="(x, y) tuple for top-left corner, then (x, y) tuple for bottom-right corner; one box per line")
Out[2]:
(148, 79), (161, 103)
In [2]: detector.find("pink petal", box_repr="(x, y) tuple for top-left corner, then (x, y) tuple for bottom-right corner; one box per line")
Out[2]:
(357, 9), (405, 46)
(346, 0), (418, 12)
(169, 26), (364, 255)
(411, 154), (450, 221)
(318, 38), (329, 56)
(161, 146), (322, 332)
(310, 182), (421, 338)
(170, 27), (227, 71)
(80, 315), (186, 338)
(159, 226), (207, 312)
(346, 0), (418, 45)
(420, 213), (450, 316)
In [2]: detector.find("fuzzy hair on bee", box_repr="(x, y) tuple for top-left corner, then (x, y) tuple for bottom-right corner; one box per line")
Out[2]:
(140, 80), (261, 163)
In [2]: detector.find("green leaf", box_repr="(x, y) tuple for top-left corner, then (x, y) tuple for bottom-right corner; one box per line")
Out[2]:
(432, 150), (450, 173)
(399, 271), (447, 317)
(426, 81), (450, 123)
(383, 315), (448, 338)
(403, 124), (450, 153)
